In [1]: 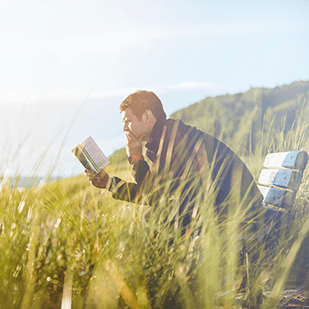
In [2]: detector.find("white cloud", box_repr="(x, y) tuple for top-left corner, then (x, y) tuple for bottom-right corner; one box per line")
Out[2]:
(0, 2), (12, 9)
(3, 17), (306, 65)
(0, 92), (85, 105)
(0, 81), (223, 105)
(169, 19), (309, 44)
(89, 88), (145, 99)
(0, 89), (134, 105)
(0, 27), (173, 61)
(168, 81), (215, 90)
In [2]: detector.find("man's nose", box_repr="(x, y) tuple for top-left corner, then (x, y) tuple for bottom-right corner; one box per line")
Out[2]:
(123, 123), (128, 132)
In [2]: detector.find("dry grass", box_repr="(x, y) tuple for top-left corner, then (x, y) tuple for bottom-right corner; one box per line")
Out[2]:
(1, 115), (309, 309)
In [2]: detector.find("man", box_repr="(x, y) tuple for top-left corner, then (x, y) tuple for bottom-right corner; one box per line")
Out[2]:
(86, 90), (263, 229)
(86, 90), (264, 308)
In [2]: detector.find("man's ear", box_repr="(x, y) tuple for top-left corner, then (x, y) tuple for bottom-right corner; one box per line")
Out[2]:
(142, 109), (154, 123)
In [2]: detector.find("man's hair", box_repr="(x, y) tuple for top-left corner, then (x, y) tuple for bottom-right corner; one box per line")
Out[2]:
(120, 90), (166, 120)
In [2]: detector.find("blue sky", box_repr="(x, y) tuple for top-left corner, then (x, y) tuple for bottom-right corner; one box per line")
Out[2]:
(0, 0), (308, 177)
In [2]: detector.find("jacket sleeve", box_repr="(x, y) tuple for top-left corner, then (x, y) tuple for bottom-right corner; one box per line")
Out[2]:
(110, 160), (150, 203)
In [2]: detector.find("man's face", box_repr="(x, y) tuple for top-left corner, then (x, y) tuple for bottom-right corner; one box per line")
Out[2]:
(121, 108), (148, 140)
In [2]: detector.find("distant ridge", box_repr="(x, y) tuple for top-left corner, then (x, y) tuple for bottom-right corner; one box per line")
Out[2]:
(170, 80), (309, 154)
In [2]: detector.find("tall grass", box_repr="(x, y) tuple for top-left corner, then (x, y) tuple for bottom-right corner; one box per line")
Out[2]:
(1, 115), (309, 308)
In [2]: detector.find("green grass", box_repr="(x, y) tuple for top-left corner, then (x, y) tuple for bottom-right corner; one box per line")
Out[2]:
(1, 117), (309, 309)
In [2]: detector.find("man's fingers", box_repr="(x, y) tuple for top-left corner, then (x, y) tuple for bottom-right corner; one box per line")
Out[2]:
(85, 170), (96, 178)
(126, 133), (142, 146)
(97, 169), (108, 179)
(85, 169), (102, 183)
(85, 169), (93, 176)
(125, 132), (135, 142)
(125, 130), (143, 156)
(85, 168), (109, 189)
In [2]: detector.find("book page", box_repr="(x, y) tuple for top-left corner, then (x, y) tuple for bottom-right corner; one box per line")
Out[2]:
(72, 136), (110, 173)
(81, 136), (110, 170)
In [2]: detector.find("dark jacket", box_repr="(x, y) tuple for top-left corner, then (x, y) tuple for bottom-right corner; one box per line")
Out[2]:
(111, 116), (263, 228)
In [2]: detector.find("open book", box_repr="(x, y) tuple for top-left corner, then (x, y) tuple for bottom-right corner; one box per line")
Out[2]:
(72, 136), (110, 173)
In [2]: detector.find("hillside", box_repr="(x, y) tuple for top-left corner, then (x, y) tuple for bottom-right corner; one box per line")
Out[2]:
(170, 80), (309, 155)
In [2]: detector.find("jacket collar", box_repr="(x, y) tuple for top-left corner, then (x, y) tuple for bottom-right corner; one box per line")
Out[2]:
(145, 116), (167, 162)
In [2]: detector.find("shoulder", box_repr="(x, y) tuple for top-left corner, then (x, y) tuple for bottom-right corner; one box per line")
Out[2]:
(166, 118), (211, 142)
(166, 118), (236, 151)
(166, 118), (198, 135)
(170, 119), (238, 156)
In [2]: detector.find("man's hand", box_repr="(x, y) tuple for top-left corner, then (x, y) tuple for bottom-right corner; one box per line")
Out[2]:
(85, 169), (110, 189)
(125, 132), (145, 156)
